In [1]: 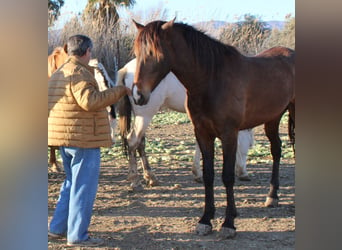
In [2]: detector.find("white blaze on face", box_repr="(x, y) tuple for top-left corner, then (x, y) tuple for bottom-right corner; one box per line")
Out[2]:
(132, 84), (141, 103)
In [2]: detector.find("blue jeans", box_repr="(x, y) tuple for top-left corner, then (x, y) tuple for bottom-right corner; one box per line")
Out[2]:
(49, 147), (100, 243)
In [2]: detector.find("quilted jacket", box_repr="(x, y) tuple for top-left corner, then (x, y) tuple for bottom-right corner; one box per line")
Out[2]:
(48, 56), (127, 148)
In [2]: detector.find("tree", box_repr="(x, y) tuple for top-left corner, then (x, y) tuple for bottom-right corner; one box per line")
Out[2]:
(265, 15), (295, 49)
(48, 0), (65, 27)
(219, 14), (271, 56)
(84, 0), (136, 29)
(81, 0), (136, 70)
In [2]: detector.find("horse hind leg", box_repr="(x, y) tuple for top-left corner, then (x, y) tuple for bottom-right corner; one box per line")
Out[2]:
(192, 141), (203, 183)
(287, 102), (295, 154)
(264, 117), (282, 207)
(235, 130), (254, 181)
(108, 115), (117, 144)
(49, 146), (62, 172)
(137, 136), (159, 187)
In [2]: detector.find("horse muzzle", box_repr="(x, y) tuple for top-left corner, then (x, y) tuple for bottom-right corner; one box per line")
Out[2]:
(132, 84), (150, 105)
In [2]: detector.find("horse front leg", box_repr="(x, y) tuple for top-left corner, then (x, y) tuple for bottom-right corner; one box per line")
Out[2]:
(137, 136), (159, 187)
(264, 117), (282, 207)
(126, 146), (144, 192)
(192, 141), (203, 183)
(219, 130), (239, 239)
(195, 133), (215, 236)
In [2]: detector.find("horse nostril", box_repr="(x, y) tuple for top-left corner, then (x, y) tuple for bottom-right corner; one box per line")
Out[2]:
(137, 93), (145, 105)
(138, 95), (145, 105)
(131, 86), (148, 105)
(132, 90), (143, 105)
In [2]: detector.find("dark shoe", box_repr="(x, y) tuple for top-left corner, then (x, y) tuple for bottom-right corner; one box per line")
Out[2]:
(67, 237), (104, 247)
(48, 231), (66, 239)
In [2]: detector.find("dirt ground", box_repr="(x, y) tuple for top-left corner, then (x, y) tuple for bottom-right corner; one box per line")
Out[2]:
(48, 118), (295, 249)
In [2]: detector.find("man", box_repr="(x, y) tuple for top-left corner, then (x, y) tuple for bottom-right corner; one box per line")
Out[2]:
(48, 34), (131, 247)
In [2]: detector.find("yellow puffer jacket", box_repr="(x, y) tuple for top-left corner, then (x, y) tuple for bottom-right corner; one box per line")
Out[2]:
(48, 56), (127, 148)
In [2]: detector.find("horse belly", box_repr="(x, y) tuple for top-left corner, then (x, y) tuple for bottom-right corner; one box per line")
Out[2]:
(240, 74), (293, 129)
(242, 100), (288, 129)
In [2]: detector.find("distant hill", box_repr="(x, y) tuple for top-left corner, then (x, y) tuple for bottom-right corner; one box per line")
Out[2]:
(266, 20), (285, 30)
(194, 20), (285, 39)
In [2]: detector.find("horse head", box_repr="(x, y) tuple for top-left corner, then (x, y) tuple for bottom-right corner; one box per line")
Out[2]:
(132, 19), (175, 105)
(48, 46), (68, 78)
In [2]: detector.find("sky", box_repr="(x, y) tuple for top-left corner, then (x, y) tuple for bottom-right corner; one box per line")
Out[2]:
(53, 0), (295, 29)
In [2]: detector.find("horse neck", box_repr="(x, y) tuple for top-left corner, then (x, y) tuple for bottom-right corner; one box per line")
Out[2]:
(94, 67), (113, 91)
(166, 37), (207, 96)
(170, 63), (206, 97)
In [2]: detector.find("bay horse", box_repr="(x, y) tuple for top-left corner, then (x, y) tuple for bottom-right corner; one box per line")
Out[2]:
(48, 46), (117, 172)
(116, 58), (255, 190)
(131, 19), (295, 239)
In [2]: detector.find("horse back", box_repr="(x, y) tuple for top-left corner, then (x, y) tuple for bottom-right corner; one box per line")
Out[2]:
(197, 47), (295, 130)
(238, 47), (294, 128)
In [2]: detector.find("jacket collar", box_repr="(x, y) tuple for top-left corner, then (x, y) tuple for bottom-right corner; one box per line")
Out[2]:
(68, 56), (94, 74)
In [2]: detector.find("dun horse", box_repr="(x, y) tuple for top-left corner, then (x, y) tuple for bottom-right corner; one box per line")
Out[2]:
(131, 19), (295, 239)
(116, 58), (255, 190)
(48, 46), (117, 172)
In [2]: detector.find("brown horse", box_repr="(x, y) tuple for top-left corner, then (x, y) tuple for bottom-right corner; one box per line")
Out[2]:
(131, 19), (295, 239)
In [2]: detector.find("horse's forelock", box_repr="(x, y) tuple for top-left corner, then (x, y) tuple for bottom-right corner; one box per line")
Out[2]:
(134, 21), (165, 62)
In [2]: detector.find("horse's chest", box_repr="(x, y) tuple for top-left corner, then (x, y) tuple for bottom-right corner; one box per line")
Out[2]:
(187, 101), (220, 135)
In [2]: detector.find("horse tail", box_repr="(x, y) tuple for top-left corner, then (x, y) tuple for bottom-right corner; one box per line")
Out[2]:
(287, 102), (295, 153)
(116, 67), (131, 157)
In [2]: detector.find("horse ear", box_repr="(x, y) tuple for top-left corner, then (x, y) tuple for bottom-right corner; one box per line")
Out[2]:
(63, 43), (68, 54)
(161, 17), (176, 30)
(132, 19), (144, 31)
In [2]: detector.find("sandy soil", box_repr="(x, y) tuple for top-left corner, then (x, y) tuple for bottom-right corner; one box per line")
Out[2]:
(48, 119), (295, 249)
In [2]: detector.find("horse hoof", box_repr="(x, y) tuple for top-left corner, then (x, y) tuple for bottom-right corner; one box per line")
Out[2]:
(265, 197), (279, 207)
(217, 227), (237, 240)
(238, 175), (251, 181)
(130, 184), (144, 192)
(195, 223), (212, 236)
(144, 172), (159, 187)
(194, 176), (203, 183)
(49, 162), (63, 172)
(147, 179), (159, 187)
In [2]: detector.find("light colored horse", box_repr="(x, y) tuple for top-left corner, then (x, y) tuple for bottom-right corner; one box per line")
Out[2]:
(88, 58), (117, 142)
(48, 47), (117, 172)
(117, 58), (254, 190)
